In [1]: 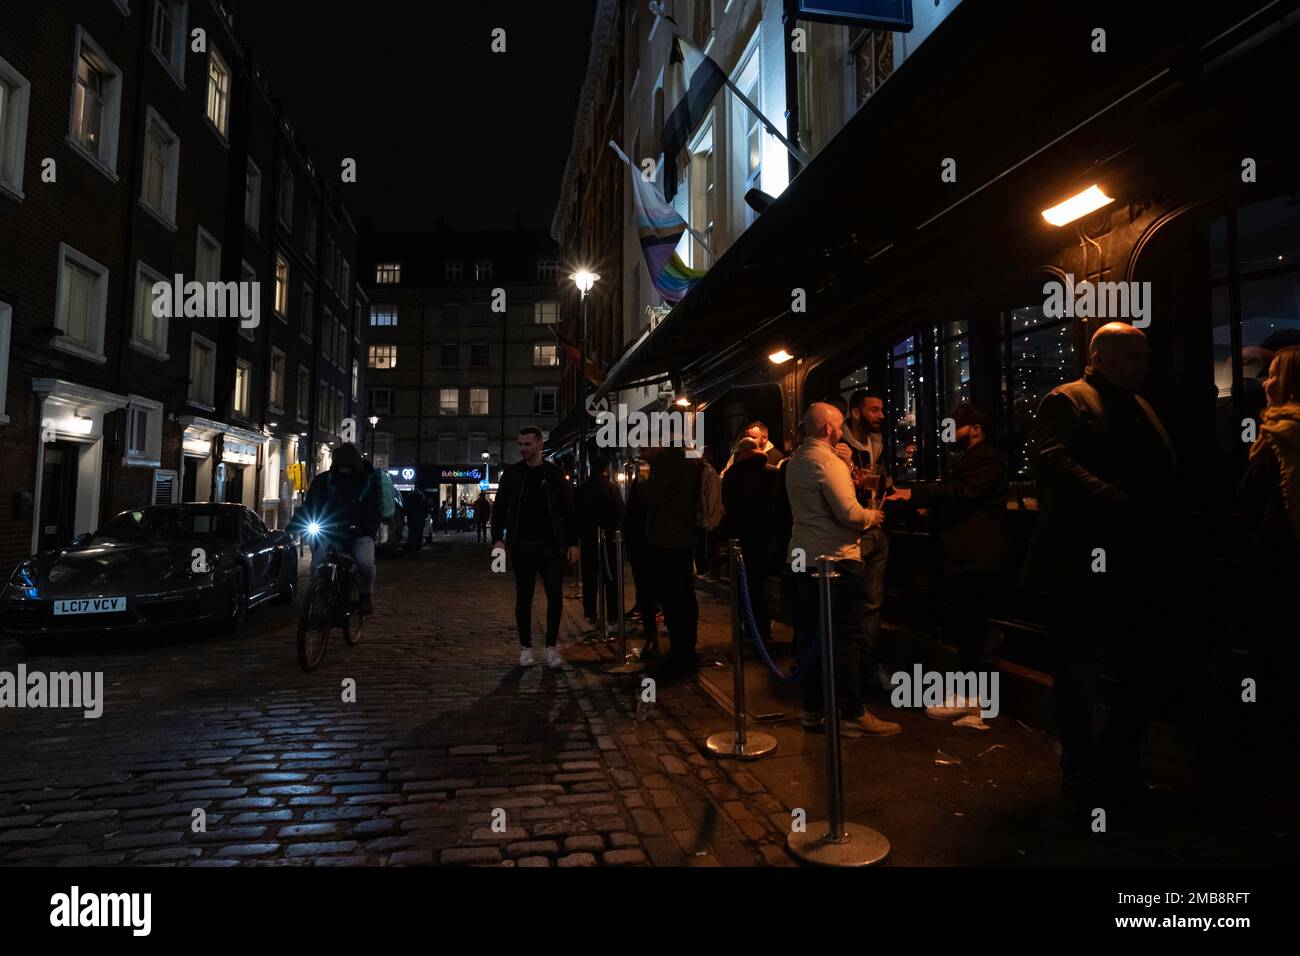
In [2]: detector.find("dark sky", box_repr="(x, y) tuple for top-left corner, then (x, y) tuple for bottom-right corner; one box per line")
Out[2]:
(232, 0), (599, 234)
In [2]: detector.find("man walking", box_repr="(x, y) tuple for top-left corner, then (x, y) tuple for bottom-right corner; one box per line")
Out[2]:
(474, 491), (492, 544)
(576, 455), (625, 627)
(1023, 322), (1181, 803)
(787, 403), (901, 738)
(643, 437), (702, 680)
(492, 427), (579, 669)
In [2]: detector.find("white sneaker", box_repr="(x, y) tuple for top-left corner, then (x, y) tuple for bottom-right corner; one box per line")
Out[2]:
(924, 695), (983, 720)
(545, 647), (563, 670)
(519, 648), (535, 667)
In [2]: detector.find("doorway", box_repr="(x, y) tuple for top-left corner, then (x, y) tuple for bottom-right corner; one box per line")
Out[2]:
(39, 442), (80, 551)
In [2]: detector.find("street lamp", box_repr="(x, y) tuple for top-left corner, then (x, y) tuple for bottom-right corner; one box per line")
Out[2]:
(481, 450), (490, 486)
(368, 415), (379, 459)
(569, 269), (600, 484)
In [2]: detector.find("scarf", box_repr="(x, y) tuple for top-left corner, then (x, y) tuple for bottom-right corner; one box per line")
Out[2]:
(1252, 402), (1300, 540)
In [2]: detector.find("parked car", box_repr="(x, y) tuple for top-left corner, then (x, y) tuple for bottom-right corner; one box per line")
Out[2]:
(0, 503), (296, 646)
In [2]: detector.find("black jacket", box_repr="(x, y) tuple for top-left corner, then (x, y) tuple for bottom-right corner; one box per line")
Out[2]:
(643, 447), (700, 551)
(576, 474), (625, 539)
(1021, 371), (1182, 609)
(490, 459), (578, 547)
(288, 462), (383, 540)
(910, 441), (1009, 577)
(720, 454), (779, 566)
(1239, 441), (1300, 641)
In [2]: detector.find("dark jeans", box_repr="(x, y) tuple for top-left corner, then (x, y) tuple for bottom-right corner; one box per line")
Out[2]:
(1053, 606), (1162, 785)
(940, 571), (998, 673)
(859, 526), (889, 668)
(580, 533), (619, 621)
(651, 547), (698, 664)
(476, 522), (488, 543)
(628, 547), (657, 639)
(796, 560), (868, 719)
(511, 539), (565, 648)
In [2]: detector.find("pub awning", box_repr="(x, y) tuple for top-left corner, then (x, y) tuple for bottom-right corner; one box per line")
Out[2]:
(594, 0), (1300, 406)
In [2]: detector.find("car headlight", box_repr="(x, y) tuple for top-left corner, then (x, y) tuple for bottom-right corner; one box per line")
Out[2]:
(11, 560), (38, 588)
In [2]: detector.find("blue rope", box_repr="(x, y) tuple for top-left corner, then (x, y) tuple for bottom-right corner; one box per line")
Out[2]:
(598, 536), (615, 581)
(733, 553), (820, 685)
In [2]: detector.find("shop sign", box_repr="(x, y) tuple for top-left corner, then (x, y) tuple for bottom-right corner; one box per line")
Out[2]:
(796, 0), (913, 30)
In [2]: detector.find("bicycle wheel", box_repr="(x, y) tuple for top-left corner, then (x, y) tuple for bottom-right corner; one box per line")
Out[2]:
(343, 575), (364, 646)
(296, 577), (334, 672)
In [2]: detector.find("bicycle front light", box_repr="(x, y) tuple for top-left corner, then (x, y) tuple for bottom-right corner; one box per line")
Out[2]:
(307, 522), (321, 536)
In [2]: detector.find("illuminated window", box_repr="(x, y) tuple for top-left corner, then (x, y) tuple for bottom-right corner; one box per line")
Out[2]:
(70, 30), (122, 175)
(469, 387), (489, 415)
(274, 254), (289, 317)
(440, 388), (459, 416)
(205, 48), (230, 137)
(1001, 306), (1074, 477)
(475, 259), (493, 282)
(370, 305), (397, 326)
(233, 359), (251, 417)
(533, 343), (559, 367)
(534, 301), (559, 324)
(368, 344), (397, 369)
(889, 336), (919, 482)
(376, 262), (401, 284)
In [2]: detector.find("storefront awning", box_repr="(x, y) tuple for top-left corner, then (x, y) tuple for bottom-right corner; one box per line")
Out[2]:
(594, 0), (1300, 404)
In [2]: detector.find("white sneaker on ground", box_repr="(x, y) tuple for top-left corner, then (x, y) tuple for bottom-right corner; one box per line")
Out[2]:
(924, 695), (983, 720)
(545, 647), (563, 669)
(519, 648), (535, 667)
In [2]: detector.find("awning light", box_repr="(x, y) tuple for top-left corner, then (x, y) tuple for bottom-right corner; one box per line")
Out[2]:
(768, 350), (794, 365)
(1042, 185), (1114, 226)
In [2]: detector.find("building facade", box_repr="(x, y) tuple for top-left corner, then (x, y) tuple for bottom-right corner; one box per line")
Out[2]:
(0, 0), (364, 574)
(359, 227), (564, 509)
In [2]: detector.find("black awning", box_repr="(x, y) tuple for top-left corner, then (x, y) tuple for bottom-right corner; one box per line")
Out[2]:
(596, 0), (1297, 401)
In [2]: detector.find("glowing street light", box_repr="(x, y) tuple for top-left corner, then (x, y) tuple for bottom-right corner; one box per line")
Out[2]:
(1041, 184), (1114, 227)
(768, 349), (794, 364)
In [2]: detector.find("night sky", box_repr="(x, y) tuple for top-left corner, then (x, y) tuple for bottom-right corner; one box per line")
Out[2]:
(232, 0), (599, 233)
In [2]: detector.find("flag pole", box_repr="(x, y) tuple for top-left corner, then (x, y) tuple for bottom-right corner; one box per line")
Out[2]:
(608, 139), (720, 263)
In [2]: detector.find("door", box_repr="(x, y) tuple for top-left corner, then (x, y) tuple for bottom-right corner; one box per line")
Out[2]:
(220, 464), (245, 503)
(182, 457), (199, 502)
(39, 443), (79, 552)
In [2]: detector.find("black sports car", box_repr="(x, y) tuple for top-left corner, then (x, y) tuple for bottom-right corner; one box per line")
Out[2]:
(0, 503), (297, 645)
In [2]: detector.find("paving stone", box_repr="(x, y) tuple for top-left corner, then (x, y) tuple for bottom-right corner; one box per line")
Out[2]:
(557, 852), (598, 867)
(441, 846), (502, 865)
(602, 849), (648, 866)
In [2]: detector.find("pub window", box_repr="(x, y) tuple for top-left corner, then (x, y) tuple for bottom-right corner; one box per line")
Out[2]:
(888, 336), (919, 482)
(936, 320), (972, 418)
(1001, 304), (1075, 477)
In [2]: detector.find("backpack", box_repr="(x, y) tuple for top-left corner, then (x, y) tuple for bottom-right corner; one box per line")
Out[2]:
(374, 467), (397, 520)
(695, 459), (724, 531)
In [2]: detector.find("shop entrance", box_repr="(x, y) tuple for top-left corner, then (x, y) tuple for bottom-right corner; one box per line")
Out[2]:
(38, 442), (80, 551)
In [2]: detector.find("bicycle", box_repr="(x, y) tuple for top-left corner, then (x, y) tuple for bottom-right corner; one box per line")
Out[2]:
(296, 526), (366, 672)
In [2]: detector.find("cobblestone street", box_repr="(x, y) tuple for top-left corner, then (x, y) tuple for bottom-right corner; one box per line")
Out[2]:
(0, 536), (795, 867)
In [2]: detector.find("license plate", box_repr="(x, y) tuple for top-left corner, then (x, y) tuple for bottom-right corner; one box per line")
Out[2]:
(53, 597), (126, 615)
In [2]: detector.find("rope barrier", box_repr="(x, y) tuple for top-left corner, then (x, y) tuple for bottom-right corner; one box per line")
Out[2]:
(598, 533), (615, 581)
(733, 554), (820, 685)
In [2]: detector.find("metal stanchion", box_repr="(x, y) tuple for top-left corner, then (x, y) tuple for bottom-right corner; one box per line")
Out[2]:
(603, 530), (645, 675)
(707, 540), (777, 759)
(787, 555), (890, 866)
(592, 528), (613, 643)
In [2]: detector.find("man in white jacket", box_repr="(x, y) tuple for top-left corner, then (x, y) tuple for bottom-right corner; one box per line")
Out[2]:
(786, 403), (902, 738)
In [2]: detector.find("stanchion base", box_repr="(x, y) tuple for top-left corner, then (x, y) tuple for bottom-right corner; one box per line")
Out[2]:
(602, 661), (648, 675)
(705, 731), (778, 759)
(786, 823), (890, 867)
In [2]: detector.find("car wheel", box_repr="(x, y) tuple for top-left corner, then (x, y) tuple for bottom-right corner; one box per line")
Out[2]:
(220, 565), (248, 633)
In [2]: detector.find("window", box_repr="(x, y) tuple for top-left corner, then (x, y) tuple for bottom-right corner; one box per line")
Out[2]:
(470, 342), (489, 367)
(369, 344), (397, 369)
(685, 119), (716, 268)
(274, 254), (289, 317)
(244, 159), (261, 233)
(70, 29), (123, 177)
(440, 388), (459, 416)
(322, 314), (333, 360)
(125, 396), (163, 465)
(278, 161), (294, 227)
(475, 259), (493, 282)
(323, 238), (335, 288)
(189, 333), (216, 407)
(233, 359), (251, 417)
(533, 387), (557, 415)
(534, 300), (559, 325)
(1001, 306), (1074, 477)
(533, 343), (559, 367)
(296, 365), (310, 422)
(340, 261), (351, 306)
(733, 38), (763, 227)
(0, 301), (11, 423)
(140, 106), (179, 226)
(195, 227), (221, 283)
(440, 343), (458, 367)
(469, 388), (489, 416)
(300, 281), (314, 341)
(376, 262), (401, 284)
(336, 390), (345, 437)
(445, 260), (463, 282)
(240, 260), (256, 341)
(132, 260), (168, 357)
(303, 203), (317, 261)
(369, 387), (395, 415)
(205, 48), (230, 138)
(468, 432), (488, 462)
(853, 29), (895, 106)
(351, 359), (359, 401)
(54, 243), (109, 361)
(938, 321), (972, 419)
(438, 433), (458, 463)
(269, 348), (285, 409)
(370, 305), (397, 326)
(335, 317), (347, 368)
(150, 1), (187, 82)
(888, 336), (919, 482)
(537, 259), (560, 283)
(318, 381), (331, 433)
(0, 54), (32, 201)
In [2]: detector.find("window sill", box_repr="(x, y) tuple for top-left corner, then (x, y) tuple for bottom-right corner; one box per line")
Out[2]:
(51, 337), (108, 365)
(268, 403), (285, 415)
(150, 46), (185, 90)
(188, 399), (216, 413)
(275, 311), (287, 323)
(123, 456), (162, 469)
(138, 199), (178, 233)
(65, 136), (120, 183)
(129, 338), (169, 362)
(0, 179), (24, 204)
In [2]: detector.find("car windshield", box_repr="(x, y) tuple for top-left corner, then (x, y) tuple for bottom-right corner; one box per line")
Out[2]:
(93, 509), (240, 544)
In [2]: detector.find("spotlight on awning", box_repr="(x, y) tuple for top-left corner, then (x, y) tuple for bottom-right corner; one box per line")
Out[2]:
(675, 397), (691, 407)
(768, 349), (794, 365)
(1042, 185), (1114, 226)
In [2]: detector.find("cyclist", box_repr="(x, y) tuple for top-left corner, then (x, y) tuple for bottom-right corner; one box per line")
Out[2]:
(288, 442), (381, 615)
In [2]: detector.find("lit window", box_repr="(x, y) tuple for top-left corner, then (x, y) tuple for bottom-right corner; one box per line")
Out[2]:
(368, 344), (397, 369)
(274, 254), (289, 317)
(375, 262), (401, 284)
(469, 387), (489, 416)
(440, 388), (459, 416)
(69, 29), (122, 176)
(370, 305), (397, 326)
(233, 359), (251, 417)
(534, 301), (559, 324)
(475, 259), (493, 282)
(351, 360), (359, 401)
(533, 343), (559, 367)
(205, 48), (230, 138)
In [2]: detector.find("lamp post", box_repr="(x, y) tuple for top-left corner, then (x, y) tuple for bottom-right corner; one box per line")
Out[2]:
(569, 270), (599, 484)
(481, 450), (490, 486)
(367, 415), (379, 460)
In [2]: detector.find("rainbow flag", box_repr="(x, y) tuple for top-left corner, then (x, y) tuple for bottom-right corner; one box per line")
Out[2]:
(610, 141), (705, 305)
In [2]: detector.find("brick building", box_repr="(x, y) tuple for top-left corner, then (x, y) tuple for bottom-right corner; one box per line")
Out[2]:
(360, 226), (563, 510)
(0, 0), (364, 574)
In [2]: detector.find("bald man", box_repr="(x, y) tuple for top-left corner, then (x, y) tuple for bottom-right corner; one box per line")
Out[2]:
(784, 403), (901, 738)
(1022, 321), (1181, 805)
